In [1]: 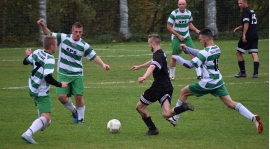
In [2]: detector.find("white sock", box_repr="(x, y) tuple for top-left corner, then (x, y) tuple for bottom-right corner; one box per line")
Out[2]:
(63, 98), (77, 113)
(235, 103), (254, 120)
(169, 67), (176, 77)
(77, 106), (85, 120)
(25, 116), (47, 136)
(172, 100), (183, 121)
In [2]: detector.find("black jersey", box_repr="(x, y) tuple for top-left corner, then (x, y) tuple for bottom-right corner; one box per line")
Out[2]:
(241, 7), (258, 37)
(150, 49), (173, 91)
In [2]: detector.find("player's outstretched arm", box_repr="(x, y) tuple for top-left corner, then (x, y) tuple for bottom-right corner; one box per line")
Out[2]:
(37, 19), (51, 35)
(138, 64), (155, 83)
(132, 61), (151, 70)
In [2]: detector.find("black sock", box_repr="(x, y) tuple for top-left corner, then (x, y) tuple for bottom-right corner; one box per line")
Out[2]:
(174, 105), (187, 114)
(238, 61), (245, 74)
(142, 117), (157, 130)
(174, 102), (191, 114)
(253, 62), (259, 75)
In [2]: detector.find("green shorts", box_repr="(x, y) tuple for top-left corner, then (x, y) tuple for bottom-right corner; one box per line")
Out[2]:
(171, 36), (195, 55)
(34, 96), (52, 114)
(189, 83), (229, 97)
(56, 73), (84, 97)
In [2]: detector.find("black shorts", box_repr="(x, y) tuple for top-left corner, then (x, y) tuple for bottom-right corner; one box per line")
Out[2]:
(237, 35), (258, 54)
(140, 89), (173, 106)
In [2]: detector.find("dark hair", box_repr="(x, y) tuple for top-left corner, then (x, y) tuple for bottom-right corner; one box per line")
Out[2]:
(148, 34), (161, 44)
(43, 36), (56, 49)
(199, 28), (214, 39)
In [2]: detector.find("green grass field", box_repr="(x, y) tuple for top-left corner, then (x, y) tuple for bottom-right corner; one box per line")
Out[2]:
(0, 39), (268, 149)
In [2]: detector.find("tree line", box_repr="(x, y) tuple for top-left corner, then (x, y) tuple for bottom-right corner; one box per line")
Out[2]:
(0, 0), (268, 46)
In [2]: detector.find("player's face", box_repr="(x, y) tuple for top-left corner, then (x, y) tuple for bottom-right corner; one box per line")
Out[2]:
(72, 27), (83, 41)
(51, 40), (58, 54)
(178, 0), (186, 12)
(148, 40), (154, 52)
(199, 35), (207, 47)
(238, 0), (246, 9)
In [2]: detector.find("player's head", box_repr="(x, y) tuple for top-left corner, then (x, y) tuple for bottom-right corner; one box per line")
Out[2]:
(71, 22), (83, 41)
(178, 0), (187, 12)
(43, 36), (57, 54)
(238, 0), (248, 9)
(198, 28), (214, 47)
(148, 34), (161, 52)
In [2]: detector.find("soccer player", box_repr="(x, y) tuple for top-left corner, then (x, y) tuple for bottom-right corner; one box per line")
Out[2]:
(166, 28), (263, 134)
(167, 0), (200, 81)
(234, 0), (259, 78)
(22, 36), (68, 144)
(37, 19), (110, 124)
(132, 34), (193, 136)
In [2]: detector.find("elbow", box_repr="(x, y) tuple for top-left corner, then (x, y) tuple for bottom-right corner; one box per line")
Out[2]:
(23, 59), (29, 65)
(183, 63), (192, 69)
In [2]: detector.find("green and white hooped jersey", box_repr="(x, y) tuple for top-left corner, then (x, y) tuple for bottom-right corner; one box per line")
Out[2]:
(51, 32), (97, 76)
(167, 9), (193, 40)
(191, 45), (224, 90)
(26, 49), (55, 97)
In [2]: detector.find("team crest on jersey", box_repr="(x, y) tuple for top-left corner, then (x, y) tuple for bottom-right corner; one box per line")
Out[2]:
(71, 43), (75, 46)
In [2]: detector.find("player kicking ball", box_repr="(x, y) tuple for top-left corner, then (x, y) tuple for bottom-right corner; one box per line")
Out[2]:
(166, 28), (263, 134)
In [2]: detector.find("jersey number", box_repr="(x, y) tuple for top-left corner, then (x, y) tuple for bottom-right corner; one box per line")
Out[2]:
(213, 58), (219, 71)
(32, 62), (41, 76)
(251, 13), (257, 24)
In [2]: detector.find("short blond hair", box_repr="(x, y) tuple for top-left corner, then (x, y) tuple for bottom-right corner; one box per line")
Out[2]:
(43, 36), (56, 49)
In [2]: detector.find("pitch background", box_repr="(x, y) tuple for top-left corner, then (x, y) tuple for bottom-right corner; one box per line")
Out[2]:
(0, 40), (268, 149)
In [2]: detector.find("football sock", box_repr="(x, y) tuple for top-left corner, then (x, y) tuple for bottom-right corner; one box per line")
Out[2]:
(25, 116), (47, 136)
(77, 106), (85, 120)
(169, 67), (176, 78)
(172, 100), (183, 121)
(238, 61), (245, 74)
(142, 117), (157, 130)
(235, 103), (254, 120)
(253, 62), (259, 75)
(63, 98), (77, 113)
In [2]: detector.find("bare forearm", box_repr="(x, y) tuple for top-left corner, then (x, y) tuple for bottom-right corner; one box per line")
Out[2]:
(167, 24), (180, 36)
(40, 24), (51, 35)
(94, 56), (106, 66)
(142, 65), (155, 79)
(242, 23), (249, 36)
(189, 23), (199, 32)
(138, 61), (151, 68)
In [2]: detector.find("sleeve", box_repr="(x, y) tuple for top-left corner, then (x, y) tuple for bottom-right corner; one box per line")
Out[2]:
(173, 55), (194, 68)
(167, 11), (175, 25)
(185, 47), (200, 56)
(151, 53), (163, 70)
(242, 9), (250, 23)
(191, 52), (206, 77)
(23, 54), (33, 65)
(189, 12), (193, 23)
(84, 43), (97, 61)
(44, 74), (62, 87)
(50, 32), (64, 46)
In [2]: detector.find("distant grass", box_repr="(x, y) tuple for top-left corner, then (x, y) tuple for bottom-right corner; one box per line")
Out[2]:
(0, 40), (268, 149)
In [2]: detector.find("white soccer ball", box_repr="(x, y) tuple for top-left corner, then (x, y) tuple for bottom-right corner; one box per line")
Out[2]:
(107, 119), (121, 133)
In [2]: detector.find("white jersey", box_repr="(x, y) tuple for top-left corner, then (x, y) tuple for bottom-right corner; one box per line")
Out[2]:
(167, 9), (193, 40)
(25, 49), (55, 97)
(50, 32), (97, 76)
(191, 45), (224, 89)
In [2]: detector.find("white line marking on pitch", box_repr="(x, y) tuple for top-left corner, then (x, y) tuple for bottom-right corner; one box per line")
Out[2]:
(1, 80), (268, 90)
